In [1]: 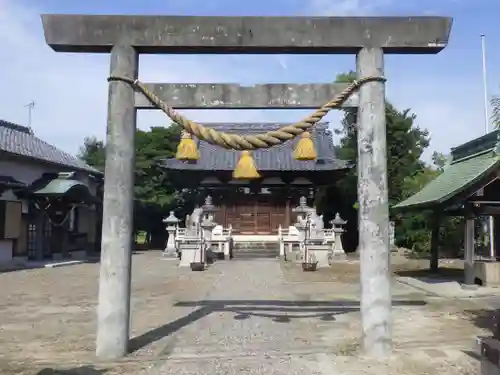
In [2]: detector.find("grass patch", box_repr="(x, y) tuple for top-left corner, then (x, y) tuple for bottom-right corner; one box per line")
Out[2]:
(135, 231), (147, 244)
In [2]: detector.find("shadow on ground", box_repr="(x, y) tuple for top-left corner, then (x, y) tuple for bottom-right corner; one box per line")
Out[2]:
(128, 298), (426, 352)
(463, 308), (497, 335)
(394, 267), (463, 282)
(0, 252), (157, 273)
(37, 366), (107, 374)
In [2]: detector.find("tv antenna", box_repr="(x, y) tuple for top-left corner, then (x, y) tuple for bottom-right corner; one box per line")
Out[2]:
(24, 101), (35, 128)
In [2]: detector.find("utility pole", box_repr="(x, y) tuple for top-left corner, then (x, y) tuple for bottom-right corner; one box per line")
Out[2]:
(480, 35), (495, 259)
(24, 101), (35, 128)
(481, 35), (489, 134)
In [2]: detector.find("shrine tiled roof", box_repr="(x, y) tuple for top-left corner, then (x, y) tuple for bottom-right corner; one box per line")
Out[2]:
(161, 122), (348, 172)
(0, 120), (100, 174)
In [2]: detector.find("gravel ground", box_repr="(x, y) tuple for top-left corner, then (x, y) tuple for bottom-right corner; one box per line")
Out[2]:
(143, 259), (486, 375)
(0, 251), (220, 374)
(0, 254), (491, 374)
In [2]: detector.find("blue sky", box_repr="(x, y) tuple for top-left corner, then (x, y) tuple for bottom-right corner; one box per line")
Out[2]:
(1, 0), (499, 162)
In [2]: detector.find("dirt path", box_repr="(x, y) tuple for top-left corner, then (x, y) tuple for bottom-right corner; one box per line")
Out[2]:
(143, 259), (486, 375)
(0, 254), (490, 374)
(0, 252), (220, 374)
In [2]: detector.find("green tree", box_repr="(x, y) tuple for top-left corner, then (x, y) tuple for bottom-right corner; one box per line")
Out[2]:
(78, 136), (106, 171)
(395, 166), (439, 253)
(134, 125), (181, 208)
(492, 94), (500, 128)
(133, 125), (183, 247)
(431, 151), (448, 171)
(78, 124), (194, 248)
(395, 157), (464, 257)
(315, 71), (431, 252)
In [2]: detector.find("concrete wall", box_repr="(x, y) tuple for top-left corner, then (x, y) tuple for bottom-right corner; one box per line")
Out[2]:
(0, 158), (100, 263)
(0, 159), (99, 200)
(0, 159), (62, 201)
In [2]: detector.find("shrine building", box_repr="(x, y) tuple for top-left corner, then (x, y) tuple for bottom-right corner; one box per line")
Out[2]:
(161, 122), (348, 236)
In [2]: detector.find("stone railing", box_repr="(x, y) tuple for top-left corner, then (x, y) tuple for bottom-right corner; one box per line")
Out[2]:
(174, 226), (201, 248)
(278, 225), (301, 258)
(308, 228), (335, 246)
(211, 224), (233, 260)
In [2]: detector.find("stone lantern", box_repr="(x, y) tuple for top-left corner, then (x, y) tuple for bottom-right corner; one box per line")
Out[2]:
(293, 196), (311, 237)
(292, 196), (314, 261)
(200, 196), (218, 260)
(292, 196), (312, 224)
(201, 195), (217, 222)
(163, 211), (179, 259)
(330, 213), (347, 256)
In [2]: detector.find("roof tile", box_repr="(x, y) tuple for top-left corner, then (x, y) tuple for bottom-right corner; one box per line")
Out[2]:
(162, 122), (347, 171)
(0, 120), (99, 174)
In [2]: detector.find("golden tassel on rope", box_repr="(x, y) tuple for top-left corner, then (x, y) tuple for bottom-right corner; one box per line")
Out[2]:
(232, 151), (261, 180)
(176, 131), (199, 161)
(293, 132), (317, 161)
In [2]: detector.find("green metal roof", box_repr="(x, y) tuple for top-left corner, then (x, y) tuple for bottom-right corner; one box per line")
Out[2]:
(394, 130), (500, 211)
(33, 179), (88, 196)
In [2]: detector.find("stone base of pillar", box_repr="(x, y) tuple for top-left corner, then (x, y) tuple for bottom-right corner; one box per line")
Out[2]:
(460, 283), (478, 291)
(162, 249), (178, 260)
(179, 245), (201, 267)
(330, 252), (347, 261)
(305, 245), (330, 268)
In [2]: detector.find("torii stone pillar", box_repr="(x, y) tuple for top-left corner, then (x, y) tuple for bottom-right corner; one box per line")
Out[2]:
(357, 47), (392, 357)
(41, 14), (452, 359)
(97, 44), (138, 358)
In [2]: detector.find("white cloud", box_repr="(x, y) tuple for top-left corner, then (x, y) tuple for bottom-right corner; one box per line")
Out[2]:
(0, 0), (490, 166)
(0, 1), (304, 156)
(306, 0), (492, 162)
(307, 0), (393, 15)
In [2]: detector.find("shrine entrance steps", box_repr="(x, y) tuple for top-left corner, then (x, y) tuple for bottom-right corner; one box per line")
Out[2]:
(231, 236), (279, 260)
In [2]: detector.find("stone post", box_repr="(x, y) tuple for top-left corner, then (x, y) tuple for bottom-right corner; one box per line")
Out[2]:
(357, 47), (392, 358)
(200, 217), (216, 263)
(463, 216), (477, 289)
(331, 213), (347, 259)
(201, 196), (218, 261)
(96, 44), (138, 359)
(292, 196), (312, 262)
(163, 211), (179, 259)
(294, 220), (307, 262)
(430, 215), (440, 273)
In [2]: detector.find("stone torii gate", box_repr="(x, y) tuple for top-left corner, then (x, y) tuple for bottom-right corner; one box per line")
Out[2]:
(41, 15), (452, 359)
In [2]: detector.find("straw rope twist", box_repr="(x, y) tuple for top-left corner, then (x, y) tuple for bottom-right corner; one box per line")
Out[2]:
(107, 75), (386, 150)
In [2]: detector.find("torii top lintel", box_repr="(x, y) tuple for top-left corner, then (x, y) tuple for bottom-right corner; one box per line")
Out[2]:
(40, 15), (452, 54)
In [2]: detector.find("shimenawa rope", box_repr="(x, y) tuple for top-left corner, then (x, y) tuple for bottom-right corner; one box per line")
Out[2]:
(107, 75), (386, 150)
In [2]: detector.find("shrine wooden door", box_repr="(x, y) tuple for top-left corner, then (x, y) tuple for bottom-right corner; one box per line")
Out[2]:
(226, 203), (255, 234)
(255, 199), (271, 234)
(225, 195), (286, 235)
